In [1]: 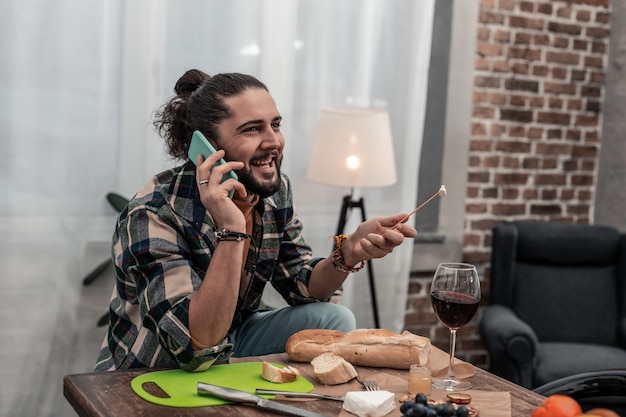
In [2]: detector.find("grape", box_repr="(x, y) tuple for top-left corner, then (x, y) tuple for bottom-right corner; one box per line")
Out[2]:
(400, 401), (416, 414)
(414, 392), (428, 405)
(456, 405), (469, 417)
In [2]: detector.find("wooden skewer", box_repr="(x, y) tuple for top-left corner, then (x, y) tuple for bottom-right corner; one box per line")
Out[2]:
(393, 185), (446, 228)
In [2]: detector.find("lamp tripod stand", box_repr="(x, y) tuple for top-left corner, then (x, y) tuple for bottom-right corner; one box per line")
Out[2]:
(335, 192), (380, 328)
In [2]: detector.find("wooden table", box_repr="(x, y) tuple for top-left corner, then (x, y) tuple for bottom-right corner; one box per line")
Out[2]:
(64, 353), (545, 417)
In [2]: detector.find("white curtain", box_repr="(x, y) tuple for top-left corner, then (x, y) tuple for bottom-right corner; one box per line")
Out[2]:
(1, 0), (434, 331)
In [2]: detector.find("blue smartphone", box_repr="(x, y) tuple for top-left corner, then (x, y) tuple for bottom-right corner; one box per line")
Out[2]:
(188, 130), (238, 198)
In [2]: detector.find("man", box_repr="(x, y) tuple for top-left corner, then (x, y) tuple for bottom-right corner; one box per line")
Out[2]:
(95, 70), (416, 371)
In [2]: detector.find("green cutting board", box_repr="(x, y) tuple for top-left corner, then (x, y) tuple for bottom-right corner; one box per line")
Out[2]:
(131, 362), (313, 407)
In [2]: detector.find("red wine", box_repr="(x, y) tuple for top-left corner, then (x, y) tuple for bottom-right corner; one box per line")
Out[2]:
(431, 291), (479, 329)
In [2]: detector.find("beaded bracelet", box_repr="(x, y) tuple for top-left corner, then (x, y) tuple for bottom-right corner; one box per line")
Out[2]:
(331, 234), (366, 273)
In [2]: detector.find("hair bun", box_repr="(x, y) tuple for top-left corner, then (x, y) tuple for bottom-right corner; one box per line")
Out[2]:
(174, 69), (211, 96)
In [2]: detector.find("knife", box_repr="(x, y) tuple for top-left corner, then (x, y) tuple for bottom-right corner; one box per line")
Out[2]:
(197, 382), (331, 417)
(255, 389), (345, 402)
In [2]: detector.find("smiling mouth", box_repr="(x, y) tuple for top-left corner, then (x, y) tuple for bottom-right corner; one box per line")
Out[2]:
(251, 156), (274, 168)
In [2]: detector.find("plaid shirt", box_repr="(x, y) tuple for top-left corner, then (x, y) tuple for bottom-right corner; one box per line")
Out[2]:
(95, 162), (329, 371)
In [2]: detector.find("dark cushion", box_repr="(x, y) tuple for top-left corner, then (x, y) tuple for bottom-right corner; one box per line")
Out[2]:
(513, 263), (618, 345)
(534, 343), (626, 387)
(514, 221), (621, 266)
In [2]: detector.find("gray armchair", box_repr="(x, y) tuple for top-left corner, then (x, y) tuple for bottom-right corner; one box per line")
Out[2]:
(480, 221), (626, 389)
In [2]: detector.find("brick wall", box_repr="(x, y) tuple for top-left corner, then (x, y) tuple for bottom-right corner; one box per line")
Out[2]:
(404, 0), (612, 370)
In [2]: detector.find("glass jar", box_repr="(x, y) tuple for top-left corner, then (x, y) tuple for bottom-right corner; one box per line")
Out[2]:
(408, 364), (432, 395)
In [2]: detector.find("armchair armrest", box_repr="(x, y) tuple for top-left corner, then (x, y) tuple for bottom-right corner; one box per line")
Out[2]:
(480, 304), (539, 388)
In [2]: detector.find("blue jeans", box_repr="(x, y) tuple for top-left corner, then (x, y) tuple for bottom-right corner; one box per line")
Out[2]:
(229, 303), (356, 357)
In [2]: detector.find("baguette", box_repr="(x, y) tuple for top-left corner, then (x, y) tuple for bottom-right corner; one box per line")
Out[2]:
(285, 328), (430, 369)
(311, 352), (358, 385)
(262, 361), (300, 383)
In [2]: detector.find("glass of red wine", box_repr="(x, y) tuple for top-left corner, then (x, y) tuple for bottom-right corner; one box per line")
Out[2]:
(430, 262), (481, 391)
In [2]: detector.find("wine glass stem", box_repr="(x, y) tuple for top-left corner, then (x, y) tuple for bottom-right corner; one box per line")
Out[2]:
(446, 329), (458, 380)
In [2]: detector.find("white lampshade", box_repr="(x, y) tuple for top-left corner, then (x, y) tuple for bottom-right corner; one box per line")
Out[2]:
(306, 106), (397, 188)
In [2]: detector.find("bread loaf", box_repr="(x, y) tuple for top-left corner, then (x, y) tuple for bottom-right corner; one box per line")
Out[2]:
(311, 352), (358, 385)
(285, 328), (430, 369)
(262, 361), (300, 383)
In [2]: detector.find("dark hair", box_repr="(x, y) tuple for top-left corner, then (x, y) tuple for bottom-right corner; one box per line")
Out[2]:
(153, 69), (269, 160)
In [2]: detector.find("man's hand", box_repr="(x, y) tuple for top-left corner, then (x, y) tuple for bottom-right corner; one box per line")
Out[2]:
(342, 214), (418, 266)
(195, 151), (247, 231)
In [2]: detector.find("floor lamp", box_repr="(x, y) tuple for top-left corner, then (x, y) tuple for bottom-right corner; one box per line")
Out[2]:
(306, 106), (397, 328)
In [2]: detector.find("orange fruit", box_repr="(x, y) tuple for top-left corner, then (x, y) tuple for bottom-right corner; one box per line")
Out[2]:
(532, 394), (583, 417)
(585, 409), (620, 417)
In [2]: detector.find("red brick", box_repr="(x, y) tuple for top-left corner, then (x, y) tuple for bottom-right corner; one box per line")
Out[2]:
(469, 172), (491, 183)
(549, 97), (564, 109)
(483, 155), (500, 167)
(502, 188), (520, 199)
(510, 15), (544, 30)
(494, 29), (511, 42)
(520, 1), (534, 12)
(500, 108), (533, 122)
(572, 144), (598, 157)
(528, 127), (543, 139)
(492, 203), (526, 215)
(494, 172), (529, 184)
(586, 26), (610, 39)
(541, 158), (558, 169)
(544, 82), (577, 95)
(535, 143), (571, 155)
(537, 2), (552, 15)
(535, 174), (567, 185)
(475, 58), (491, 71)
(479, 10), (504, 24)
(495, 140), (532, 153)
(505, 78), (539, 92)
(541, 189), (558, 200)
(470, 139), (493, 151)
(553, 37), (570, 49)
(581, 85), (601, 98)
(530, 204), (563, 215)
(584, 56), (604, 68)
(571, 69), (586, 81)
(548, 22), (582, 35)
(546, 51), (580, 65)
(515, 32), (532, 45)
(490, 92), (507, 105)
(509, 62), (530, 75)
(547, 129), (563, 139)
(575, 114), (600, 127)
(466, 203), (487, 215)
(557, 6), (573, 19)
(477, 41), (504, 57)
(477, 27), (491, 41)
(475, 76), (501, 88)
(576, 10), (592, 21)
(534, 33), (550, 46)
(537, 111), (571, 125)
(570, 174), (594, 185)
(566, 129), (582, 141)
(552, 67), (568, 79)
(567, 98), (583, 110)
(509, 46), (542, 60)
(590, 71), (605, 83)
(473, 106), (496, 119)
(533, 65), (549, 76)
(591, 41), (606, 54)
(482, 187), (499, 198)
(574, 39), (588, 51)
(510, 95), (526, 106)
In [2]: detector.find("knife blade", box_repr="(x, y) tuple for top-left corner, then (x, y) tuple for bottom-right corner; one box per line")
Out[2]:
(197, 382), (331, 417)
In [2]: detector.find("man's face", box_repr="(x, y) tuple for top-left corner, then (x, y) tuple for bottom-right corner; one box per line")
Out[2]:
(216, 88), (285, 198)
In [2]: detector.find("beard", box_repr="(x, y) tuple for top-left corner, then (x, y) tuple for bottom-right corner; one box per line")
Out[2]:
(237, 154), (283, 198)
